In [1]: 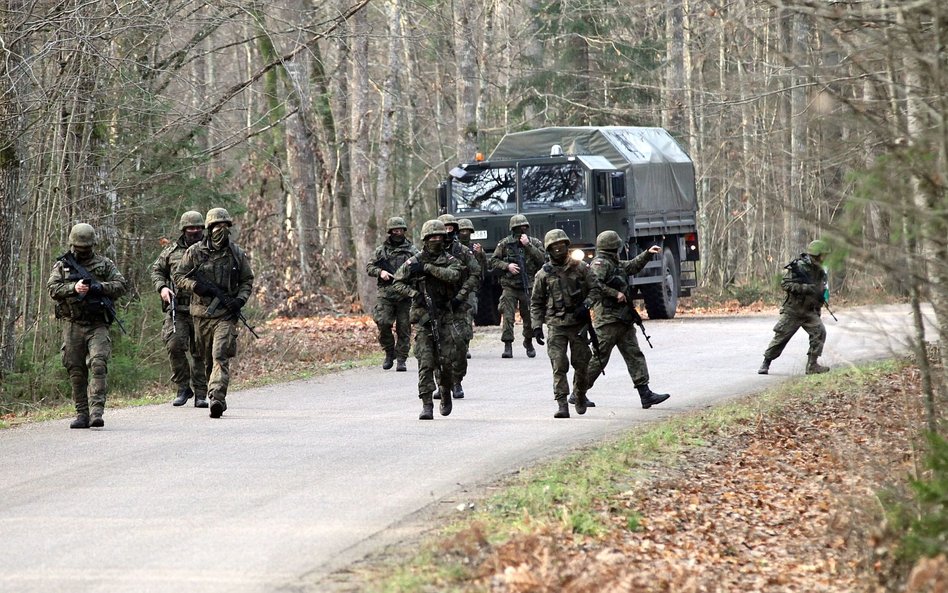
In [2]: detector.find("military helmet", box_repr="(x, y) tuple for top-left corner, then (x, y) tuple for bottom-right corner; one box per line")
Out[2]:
(180, 210), (204, 230)
(596, 230), (624, 251)
(386, 216), (407, 232)
(205, 207), (233, 228)
(68, 223), (97, 247)
(458, 218), (475, 232)
(806, 239), (829, 257)
(509, 214), (529, 231)
(544, 228), (571, 250)
(420, 219), (447, 241)
(437, 213), (458, 227)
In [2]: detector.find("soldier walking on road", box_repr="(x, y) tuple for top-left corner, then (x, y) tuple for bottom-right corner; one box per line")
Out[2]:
(366, 216), (418, 372)
(585, 231), (670, 409)
(457, 218), (487, 319)
(434, 213), (480, 399)
(489, 214), (545, 359)
(530, 229), (595, 419)
(758, 240), (831, 375)
(150, 211), (209, 408)
(48, 223), (128, 429)
(173, 208), (254, 419)
(392, 220), (464, 420)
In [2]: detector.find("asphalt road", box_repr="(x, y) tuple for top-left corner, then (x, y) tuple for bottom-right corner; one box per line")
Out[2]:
(0, 304), (929, 593)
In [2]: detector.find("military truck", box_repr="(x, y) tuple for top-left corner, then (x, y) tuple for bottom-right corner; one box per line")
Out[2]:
(438, 126), (700, 325)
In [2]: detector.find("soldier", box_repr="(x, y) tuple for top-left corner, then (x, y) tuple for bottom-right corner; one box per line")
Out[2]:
(585, 231), (670, 409)
(456, 218), (488, 318)
(392, 220), (464, 420)
(758, 240), (831, 375)
(489, 214), (545, 358)
(434, 213), (480, 399)
(366, 216), (418, 372)
(530, 229), (595, 418)
(172, 208), (255, 419)
(150, 211), (209, 408)
(48, 223), (128, 429)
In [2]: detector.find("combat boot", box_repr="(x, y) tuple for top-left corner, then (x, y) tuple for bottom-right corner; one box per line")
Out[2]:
(419, 395), (434, 420)
(574, 392), (588, 415)
(569, 393), (596, 407)
(806, 355), (829, 374)
(194, 394), (209, 408)
(70, 414), (90, 429)
(433, 387), (441, 400)
(396, 359), (407, 372)
(382, 349), (395, 370)
(502, 342), (513, 358)
(636, 385), (670, 409)
(209, 398), (227, 418)
(89, 408), (104, 428)
(757, 358), (771, 375)
(553, 400), (570, 419)
(172, 386), (193, 406)
(524, 339), (536, 358)
(440, 388), (453, 416)
(452, 383), (465, 399)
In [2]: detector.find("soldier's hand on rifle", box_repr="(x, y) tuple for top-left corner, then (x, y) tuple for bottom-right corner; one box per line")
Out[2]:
(615, 291), (627, 303)
(160, 286), (175, 304)
(75, 279), (89, 295)
(574, 302), (590, 320)
(507, 262), (521, 275)
(647, 245), (661, 254)
(379, 270), (393, 282)
(86, 281), (103, 296)
(193, 280), (215, 297)
(408, 260), (425, 276)
(533, 327), (545, 346)
(226, 297), (245, 314)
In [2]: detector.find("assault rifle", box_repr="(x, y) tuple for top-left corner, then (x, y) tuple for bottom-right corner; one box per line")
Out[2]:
(787, 259), (837, 322)
(417, 278), (441, 362)
(374, 255), (396, 283)
(606, 276), (653, 348)
(170, 293), (177, 333)
(579, 312), (605, 376)
(185, 269), (260, 339)
(59, 252), (127, 335)
(512, 239), (532, 298)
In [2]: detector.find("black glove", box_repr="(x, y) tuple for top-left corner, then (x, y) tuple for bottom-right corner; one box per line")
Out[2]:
(408, 260), (425, 275)
(227, 297), (245, 313)
(193, 281), (215, 297)
(533, 327), (545, 346)
(574, 302), (589, 320)
(86, 281), (103, 296)
(450, 297), (464, 311)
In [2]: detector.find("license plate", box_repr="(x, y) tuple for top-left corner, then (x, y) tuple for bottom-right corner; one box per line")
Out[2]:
(472, 230), (487, 240)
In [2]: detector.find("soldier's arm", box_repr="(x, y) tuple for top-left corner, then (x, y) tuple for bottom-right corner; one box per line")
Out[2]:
(100, 260), (128, 299)
(47, 261), (74, 301)
(172, 249), (197, 293)
(150, 250), (171, 293)
(365, 246), (383, 277)
(621, 249), (654, 276)
(489, 241), (509, 273)
(236, 249), (254, 303)
(457, 251), (481, 298)
(589, 260), (618, 302)
(525, 238), (545, 267)
(391, 259), (419, 299)
(425, 257), (462, 284)
(781, 267), (817, 296)
(529, 272), (547, 328)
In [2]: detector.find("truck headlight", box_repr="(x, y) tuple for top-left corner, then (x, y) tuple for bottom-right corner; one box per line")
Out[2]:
(570, 249), (585, 261)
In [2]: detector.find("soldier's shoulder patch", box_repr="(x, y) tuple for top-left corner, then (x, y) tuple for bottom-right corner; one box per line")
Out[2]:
(592, 260), (604, 267)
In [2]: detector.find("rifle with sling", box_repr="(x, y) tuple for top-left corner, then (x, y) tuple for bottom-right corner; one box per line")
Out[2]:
(170, 293), (177, 333)
(417, 278), (441, 362)
(184, 268), (260, 339)
(605, 275), (653, 348)
(512, 240), (532, 298)
(58, 252), (128, 335)
(786, 259), (837, 322)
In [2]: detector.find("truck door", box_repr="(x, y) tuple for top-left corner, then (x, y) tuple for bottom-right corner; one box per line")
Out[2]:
(594, 171), (627, 242)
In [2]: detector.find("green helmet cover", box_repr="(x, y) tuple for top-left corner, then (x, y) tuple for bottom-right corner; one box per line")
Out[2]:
(806, 239), (829, 256)
(458, 218), (475, 232)
(509, 214), (529, 231)
(544, 228), (570, 250)
(180, 211), (205, 230)
(205, 207), (233, 228)
(421, 219), (447, 241)
(596, 230), (623, 251)
(68, 223), (97, 247)
(386, 216), (407, 232)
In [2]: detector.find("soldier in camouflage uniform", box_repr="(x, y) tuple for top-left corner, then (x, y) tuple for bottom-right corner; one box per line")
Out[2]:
(457, 218), (487, 318)
(48, 223), (128, 429)
(173, 208), (255, 419)
(585, 231), (670, 409)
(150, 211), (209, 408)
(392, 220), (464, 420)
(530, 229), (595, 418)
(489, 214), (545, 359)
(758, 240), (831, 375)
(366, 216), (418, 372)
(433, 213), (480, 399)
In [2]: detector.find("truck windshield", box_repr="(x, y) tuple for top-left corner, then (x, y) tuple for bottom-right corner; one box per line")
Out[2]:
(451, 166), (516, 214)
(521, 163), (587, 210)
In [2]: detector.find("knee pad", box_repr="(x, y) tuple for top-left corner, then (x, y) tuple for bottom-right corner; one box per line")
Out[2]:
(90, 358), (108, 378)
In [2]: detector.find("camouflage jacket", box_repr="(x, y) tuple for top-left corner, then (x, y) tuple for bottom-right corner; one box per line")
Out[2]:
(530, 259), (594, 328)
(365, 237), (418, 299)
(446, 238), (481, 303)
(47, 251), (128, 325)
(172, 238), (254, 319)
(489, 234), (546, 292)
(587, 249), (653, 327)
(780, 254), (827, 315)
(150, 235), (194, 312)
(459, 239), (488, 282)
(392, 249), (463, 324)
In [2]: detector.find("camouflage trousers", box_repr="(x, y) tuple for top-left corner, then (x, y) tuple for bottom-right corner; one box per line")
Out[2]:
(61, 322), (113, 415)
(373, 295), (412, 360)
(162, 311), (207, 396)
(545, 323), (591, 402)
(195, 316), (239, 403)
(499, 287), (533, 344)
(413, 315), (464, 398)
(763, 309), (825, 360)
(586, 321), (649, 390)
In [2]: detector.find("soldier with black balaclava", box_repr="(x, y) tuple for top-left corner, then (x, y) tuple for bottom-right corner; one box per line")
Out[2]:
(489, 214), (545, 359)
(366, 216), (418, 372)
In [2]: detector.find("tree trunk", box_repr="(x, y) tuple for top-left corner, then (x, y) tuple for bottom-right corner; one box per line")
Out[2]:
(348, 7), (374, 311)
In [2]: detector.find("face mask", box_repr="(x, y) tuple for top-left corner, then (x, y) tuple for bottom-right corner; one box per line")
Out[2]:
(389, 233), (405, 245)
(458, 230), (471, 245)
(549, 243), (568, 264)
(73, 247), (94, 261)
(211, 225), (229, 249)
(512, 226), (527, 238)
(184, 229), (204, 246)
(425, 239), (444, 256)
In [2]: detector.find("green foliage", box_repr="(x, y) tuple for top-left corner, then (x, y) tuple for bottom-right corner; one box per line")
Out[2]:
(726, 281), (772, 306)
(899, 433), (948, 561)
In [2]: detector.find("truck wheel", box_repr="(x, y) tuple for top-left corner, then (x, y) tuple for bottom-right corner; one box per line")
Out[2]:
(642, 248), (679, 319)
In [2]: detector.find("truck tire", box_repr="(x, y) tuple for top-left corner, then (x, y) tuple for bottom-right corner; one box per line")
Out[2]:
(642, 248), (679, 319)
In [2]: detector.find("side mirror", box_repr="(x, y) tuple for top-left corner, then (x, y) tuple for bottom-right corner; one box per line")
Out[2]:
(610, 172), (626, 208)
(437, 182), (448, 214)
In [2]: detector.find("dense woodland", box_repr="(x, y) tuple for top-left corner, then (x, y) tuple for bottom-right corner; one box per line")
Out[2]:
(0, 0), (945, 409)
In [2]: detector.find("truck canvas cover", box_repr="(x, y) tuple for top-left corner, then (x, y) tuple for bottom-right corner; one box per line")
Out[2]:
(489, 126), (697, 214)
